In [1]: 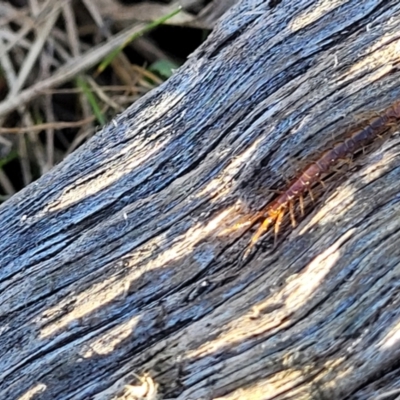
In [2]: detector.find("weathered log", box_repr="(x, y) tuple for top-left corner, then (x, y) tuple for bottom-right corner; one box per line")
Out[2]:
(2, 1), (400, 399)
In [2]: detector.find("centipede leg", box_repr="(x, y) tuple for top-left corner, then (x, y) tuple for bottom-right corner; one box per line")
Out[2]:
(243, 215), (275, 258)
(250, 216), (274, 248)
(308, 187), (315, 202)
(289, 200), (296, 227)
(299, 194), (305, 216)
(343, 157), (353, 166)
(274, 208), (286, 247)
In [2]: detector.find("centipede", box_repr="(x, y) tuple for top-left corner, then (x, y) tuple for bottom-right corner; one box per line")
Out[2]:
(236, 100), (400, 255)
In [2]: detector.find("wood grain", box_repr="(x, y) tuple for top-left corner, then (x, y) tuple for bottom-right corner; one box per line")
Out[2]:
(2, 1), (400, 399)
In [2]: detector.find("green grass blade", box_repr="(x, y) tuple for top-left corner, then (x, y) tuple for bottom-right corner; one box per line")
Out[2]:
(97, 7), (181, 74)
(76, 75), (105, 125)
(0, 150), (18, 170)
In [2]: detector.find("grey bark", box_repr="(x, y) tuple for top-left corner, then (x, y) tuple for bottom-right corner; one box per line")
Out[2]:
(2, 1), (400, 399)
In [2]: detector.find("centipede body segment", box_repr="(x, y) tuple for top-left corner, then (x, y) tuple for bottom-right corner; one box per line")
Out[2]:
(238, 100), (400, 254)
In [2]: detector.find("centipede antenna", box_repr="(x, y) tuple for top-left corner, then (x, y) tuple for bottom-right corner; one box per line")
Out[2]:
(220, 211), (264, 236)
(242, 246), (253, 261)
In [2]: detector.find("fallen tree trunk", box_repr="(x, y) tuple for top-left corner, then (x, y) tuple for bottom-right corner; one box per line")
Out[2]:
(2, 1), (400, 399)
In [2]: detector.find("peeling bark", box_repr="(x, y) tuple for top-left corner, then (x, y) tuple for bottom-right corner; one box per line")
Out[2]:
(2, 1), (400, 399)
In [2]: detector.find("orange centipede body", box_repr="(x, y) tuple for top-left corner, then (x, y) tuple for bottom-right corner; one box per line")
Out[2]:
(241, 100), (400, 253)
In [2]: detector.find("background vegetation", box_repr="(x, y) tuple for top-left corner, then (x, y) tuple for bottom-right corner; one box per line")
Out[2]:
(0, 0), (216, 202)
